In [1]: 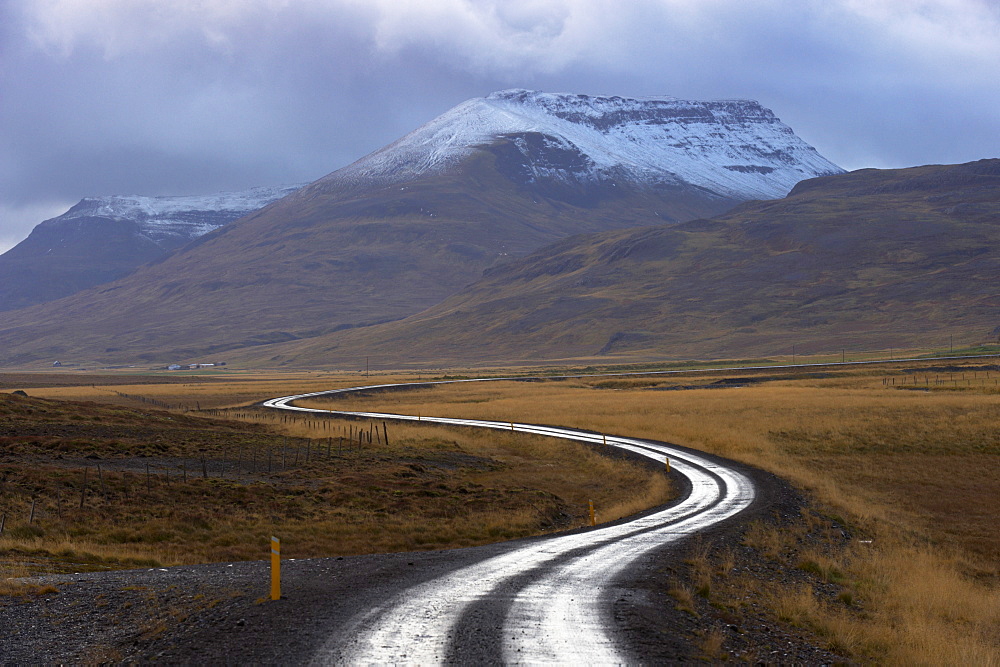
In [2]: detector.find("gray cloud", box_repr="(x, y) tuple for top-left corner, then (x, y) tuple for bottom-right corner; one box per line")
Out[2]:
(2, 0), (998, 251)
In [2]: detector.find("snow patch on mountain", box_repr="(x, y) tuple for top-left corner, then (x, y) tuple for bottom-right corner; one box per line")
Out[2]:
(59, 183), (304, 245)
(333, 89), (842, 200)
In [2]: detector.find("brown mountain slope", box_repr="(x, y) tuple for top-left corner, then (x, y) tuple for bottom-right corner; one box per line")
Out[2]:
(231, 159), (1000, 367)
(0, 216), (167, 312)
(0, 185), (301, 313)
(0, 90), (842, 367)
(0, 150), (736, 366)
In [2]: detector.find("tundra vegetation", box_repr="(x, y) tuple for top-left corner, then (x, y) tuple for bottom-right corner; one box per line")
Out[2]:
(0, 373), (668, 576)
(301, 362), (1000, 665)
(2, 358), (999, 663)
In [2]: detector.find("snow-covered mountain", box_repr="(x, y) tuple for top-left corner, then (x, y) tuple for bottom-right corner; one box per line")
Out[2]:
(332, 89), (842, 200)
(57, 183), (304, 248)
(0, 89), (846, 366)
(0, 183), (303, 312)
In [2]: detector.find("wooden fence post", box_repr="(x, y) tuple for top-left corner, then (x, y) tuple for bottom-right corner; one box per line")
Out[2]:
(80, 467), (89, 508)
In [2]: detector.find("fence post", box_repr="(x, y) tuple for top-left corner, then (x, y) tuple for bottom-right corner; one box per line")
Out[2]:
(80, 467), (89, 508)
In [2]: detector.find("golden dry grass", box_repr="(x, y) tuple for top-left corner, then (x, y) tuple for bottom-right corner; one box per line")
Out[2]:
(317, 368), (1000, 665)
(6, 362), (999, 663)
(0, 389), (671, 574)
(0, 562), (58, 597)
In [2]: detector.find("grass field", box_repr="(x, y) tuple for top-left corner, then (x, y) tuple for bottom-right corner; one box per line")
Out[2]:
(302, 362), (1000, 664)
(0, 385), (670, 576)
(3, 359), (999, 663)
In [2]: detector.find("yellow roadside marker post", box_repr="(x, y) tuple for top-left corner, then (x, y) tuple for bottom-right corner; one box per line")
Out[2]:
(270, 536), (281, 601)
(665, 457), (670, 473)
(588, 500), (596, 526)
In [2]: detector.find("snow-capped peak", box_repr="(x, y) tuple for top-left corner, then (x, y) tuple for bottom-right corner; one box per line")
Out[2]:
(332, 89), (842, 200)
(65, 183), (303, 223)
(57, 183), (304, 244)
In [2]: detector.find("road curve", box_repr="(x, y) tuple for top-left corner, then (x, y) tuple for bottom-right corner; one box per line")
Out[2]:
(262, 379), (756, 664)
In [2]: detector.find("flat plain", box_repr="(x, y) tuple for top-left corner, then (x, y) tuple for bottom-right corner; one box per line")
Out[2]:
(2, 357), (999, 663)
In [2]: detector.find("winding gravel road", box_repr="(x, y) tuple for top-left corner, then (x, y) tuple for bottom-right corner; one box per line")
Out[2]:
(262, 378), (756, 663)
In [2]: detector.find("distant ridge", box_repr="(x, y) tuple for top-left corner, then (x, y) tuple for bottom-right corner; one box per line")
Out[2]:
(0, 184), (302, 312)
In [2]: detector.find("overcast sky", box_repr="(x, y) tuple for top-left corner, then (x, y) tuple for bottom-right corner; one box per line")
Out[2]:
(2, 0), (999, 252)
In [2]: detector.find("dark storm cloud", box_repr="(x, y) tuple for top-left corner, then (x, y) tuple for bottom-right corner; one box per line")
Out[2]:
(2, 0), (998, 251)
